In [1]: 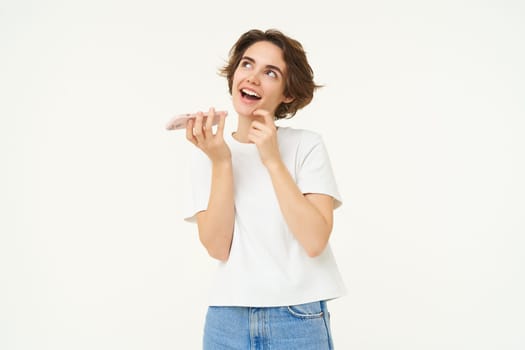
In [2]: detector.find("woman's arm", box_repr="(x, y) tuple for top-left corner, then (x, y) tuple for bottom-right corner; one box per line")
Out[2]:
(187, 109), (235, 261)
(248, 110), (334, 257)
(266, 162), (334, 257)
(196, 161), (234, 261)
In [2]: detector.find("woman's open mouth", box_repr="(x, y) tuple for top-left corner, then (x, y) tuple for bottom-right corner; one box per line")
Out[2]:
(240, 88), (261, 101)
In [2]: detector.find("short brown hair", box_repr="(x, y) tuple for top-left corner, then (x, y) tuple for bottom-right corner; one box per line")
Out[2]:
(219, 29), (321, 120)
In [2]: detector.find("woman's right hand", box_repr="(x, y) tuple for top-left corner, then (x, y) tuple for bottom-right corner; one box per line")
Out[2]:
(186, 107), (231, 163)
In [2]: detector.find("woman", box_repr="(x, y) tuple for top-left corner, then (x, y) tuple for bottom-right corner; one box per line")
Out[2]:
(184, 29), (346, 349)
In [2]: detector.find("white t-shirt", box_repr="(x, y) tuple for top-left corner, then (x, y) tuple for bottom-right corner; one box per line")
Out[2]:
(185, 127), (346, 307)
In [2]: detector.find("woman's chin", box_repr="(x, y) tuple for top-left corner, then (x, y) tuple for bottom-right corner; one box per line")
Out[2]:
(233, 104), (257, 119)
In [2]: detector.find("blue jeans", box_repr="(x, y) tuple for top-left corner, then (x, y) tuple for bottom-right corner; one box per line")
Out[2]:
(203, 300), (334, 349)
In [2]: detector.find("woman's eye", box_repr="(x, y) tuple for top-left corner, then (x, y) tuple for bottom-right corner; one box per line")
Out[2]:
(241, 61), (252, 68)
(266, 70), (277, 78)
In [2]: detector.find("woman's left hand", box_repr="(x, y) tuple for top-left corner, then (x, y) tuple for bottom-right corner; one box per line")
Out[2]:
(248, 109), (281, 168)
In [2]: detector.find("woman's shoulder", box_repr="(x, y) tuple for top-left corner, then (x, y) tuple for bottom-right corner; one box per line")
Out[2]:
(278, 126), (324, 145)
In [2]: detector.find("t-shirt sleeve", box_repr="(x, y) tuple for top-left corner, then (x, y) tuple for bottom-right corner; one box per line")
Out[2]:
(184, 148), (212, 223)
(296, 133), (343, 209)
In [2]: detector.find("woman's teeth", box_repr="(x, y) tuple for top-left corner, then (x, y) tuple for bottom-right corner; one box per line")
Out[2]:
(241, 88), (261, 99)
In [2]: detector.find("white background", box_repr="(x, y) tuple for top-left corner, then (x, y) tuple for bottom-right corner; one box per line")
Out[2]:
(1, 0), (524, 349)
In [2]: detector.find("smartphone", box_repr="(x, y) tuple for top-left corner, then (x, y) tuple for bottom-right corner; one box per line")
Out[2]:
(166, 111), (228, 130)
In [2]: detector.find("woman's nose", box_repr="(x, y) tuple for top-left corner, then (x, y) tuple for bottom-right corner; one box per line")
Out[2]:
(246, 72), (260, 85)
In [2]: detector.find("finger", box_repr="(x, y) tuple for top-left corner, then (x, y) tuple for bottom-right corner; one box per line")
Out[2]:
(250, 120), (274, 136)
(250, 120), (265, 131)
(193, 112), (205, 142)
(205, 107), (215, 132)
(253, 109), (274, 126)
(216, 111), (227, 136)
(186, 118), (196, 144)
(248, 128), (264, 143)
(262, 112), (274, 126)
(247, 132), (257, 144)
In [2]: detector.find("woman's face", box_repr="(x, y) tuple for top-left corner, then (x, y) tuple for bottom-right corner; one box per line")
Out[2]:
(231, 40), (293, 118)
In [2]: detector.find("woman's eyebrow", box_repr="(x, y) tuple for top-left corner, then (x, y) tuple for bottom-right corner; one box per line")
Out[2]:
(241, 55), (284, 76)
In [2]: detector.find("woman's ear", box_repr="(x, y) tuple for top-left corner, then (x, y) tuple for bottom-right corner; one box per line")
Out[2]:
(282, 95), (294, 104)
